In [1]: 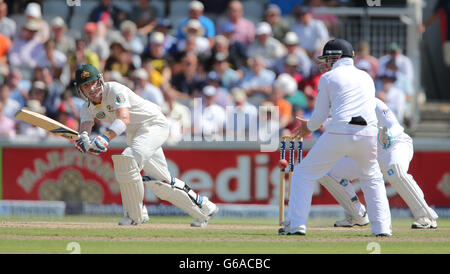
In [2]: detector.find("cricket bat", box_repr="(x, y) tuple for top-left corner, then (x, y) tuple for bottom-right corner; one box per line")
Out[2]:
(15, 108), (80, 140)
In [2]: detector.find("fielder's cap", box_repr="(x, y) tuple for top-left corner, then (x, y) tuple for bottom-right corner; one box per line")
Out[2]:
(75, 64), (101, 87)
(25, 2), (42, 19)
(255, 22), (272, 35)
(189, 0), (204, 10)
(318, 38), (354, 60)
(51, 16), (66, 29)
(231, 88), (246, 103)
(284, 32), (299, 45)
(84, 22), (97, 33)
(150, 31), (165, 45)
(203, 85), (216, 97)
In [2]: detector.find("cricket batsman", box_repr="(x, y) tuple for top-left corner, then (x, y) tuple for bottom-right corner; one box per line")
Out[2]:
(319, 98), (438, 229)
(73, 64), (218, 227)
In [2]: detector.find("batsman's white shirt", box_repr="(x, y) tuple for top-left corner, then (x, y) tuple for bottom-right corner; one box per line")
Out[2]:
(287, 58), (391, 235)
(80, 81), (172, 181)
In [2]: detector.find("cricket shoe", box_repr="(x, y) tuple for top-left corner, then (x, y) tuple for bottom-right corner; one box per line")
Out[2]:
(278, 225), (306, 236)
(118, 206), (150, 226)
(375, 233), (392, 237)
(190, 197), (219, 227)
(411, 217), (437, 229)
(334, 212), (369, 227)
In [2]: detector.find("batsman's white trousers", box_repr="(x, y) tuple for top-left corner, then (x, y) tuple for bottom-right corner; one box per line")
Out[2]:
(287, 125), (392, 235)
(122, 121), (172, 182)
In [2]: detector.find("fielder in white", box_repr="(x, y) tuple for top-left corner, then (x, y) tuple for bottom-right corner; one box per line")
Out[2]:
(319, 98), (438, 229)
(279, 39), (392, 236)
(73, 64), (218, 226)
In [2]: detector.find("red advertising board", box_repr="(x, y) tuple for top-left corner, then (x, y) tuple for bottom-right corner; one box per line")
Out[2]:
(1, 147), (450, 207)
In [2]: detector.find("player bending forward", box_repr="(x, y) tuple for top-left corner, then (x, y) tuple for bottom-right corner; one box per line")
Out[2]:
(319, 98), (438, 229)
(73, 64), (218, 227)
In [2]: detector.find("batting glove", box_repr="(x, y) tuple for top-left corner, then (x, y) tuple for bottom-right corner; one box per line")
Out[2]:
(88, 135), (110, 155)
(378, 127), (392, 150)
(75, 131), (91, 153)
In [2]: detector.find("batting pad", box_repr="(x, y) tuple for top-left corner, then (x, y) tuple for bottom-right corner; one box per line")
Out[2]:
(112, 155), (145, 223)
(318, 175), (364, 218)
(384, 164), (438, 220)
(145, 177), (208, 222)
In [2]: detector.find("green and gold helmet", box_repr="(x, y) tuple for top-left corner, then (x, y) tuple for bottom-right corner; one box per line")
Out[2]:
(74, 64), (104, 100)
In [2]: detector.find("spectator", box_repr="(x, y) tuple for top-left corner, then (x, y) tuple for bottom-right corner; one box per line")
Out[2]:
(141, 32), (172, 87)
(247, 22), (286, 68)
(291, 5), (329, 58)
(88, 0), (127, 29)
(0, 84), (20, 119)
(50, 17), (75, 57)
(192, 85), (226, 141)
(217, 23), (248, 70)
(0, 1), (16, 40)
(0, 101), (16, 139)
(129, 0), (161, 30)
(104, 38), (136, 78)
(56, 94), (80, 132)
(354, 41), (379, 80)
(308, 0), (340, 37)
(204, 71), (233, 108)
(240, 55), (276, 106)
(302, 83), (322, 139)
(176, 19), (211, 56)
(211, 52), (240, 92)
(6, 69), (31, 108)
(36, 67), (66, 119)
(217, 0), (256, 47)
(378, 42), (414, 81)
(132, 68), (164, 105)
(120, 20), (145, 68)
(67, 38), (101, 74)
(275, 73), (307, 111)
(84, 22), (110, 69)
(35, 39), (67, 80)
(176, 1), (215, 45)
(0, 33), (10, 80)
(263, 4), (290, 42)
(267, 83), (292, 128)
(376, 71), (406, 124)
(226, 87), (258, 141)
(161, 84), (192, 145)
(28, 81), (48, 114)
(8, 20), (45, 70)
(274, 31), (312, 78)
(171, 53), (205, 99)
(17, 99), (47, 139)
(153, 18), (177, 55)
(24, 2), (49, 43)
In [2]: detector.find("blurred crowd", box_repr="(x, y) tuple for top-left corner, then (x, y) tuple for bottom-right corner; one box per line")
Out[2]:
(0, 0), (415, 143)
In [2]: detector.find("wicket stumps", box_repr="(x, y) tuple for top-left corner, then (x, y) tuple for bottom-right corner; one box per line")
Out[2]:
(279, 136), (303, 225)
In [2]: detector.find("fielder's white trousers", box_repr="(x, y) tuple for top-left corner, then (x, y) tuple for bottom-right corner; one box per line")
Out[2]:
(287, 125), (392, 235)
(122, 122), (172, 182)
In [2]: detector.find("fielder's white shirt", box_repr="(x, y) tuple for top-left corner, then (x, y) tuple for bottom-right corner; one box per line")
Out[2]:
(80, 81), (167, 133)
(308, 58), (378, 132)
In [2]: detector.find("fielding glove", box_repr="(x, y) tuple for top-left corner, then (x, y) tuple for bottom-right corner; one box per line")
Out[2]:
(378, 127), (392, 149)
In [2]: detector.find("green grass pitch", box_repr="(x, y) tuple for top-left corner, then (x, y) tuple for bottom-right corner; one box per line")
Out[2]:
(0, 215), (449, 254)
